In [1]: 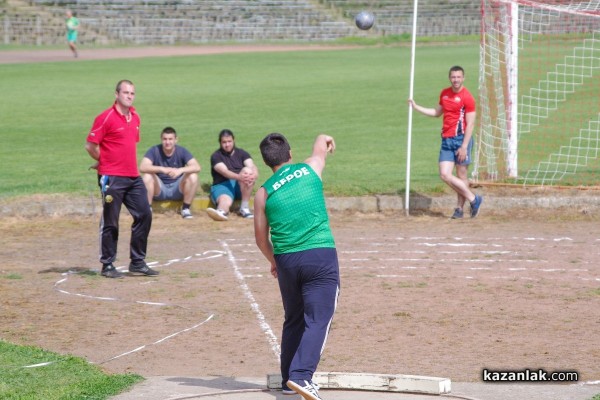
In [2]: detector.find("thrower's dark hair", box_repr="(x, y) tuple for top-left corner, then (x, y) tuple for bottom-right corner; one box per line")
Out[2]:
(259, 133), (291, 169)
(115, 79), (134, 92)
(161, 126), (177, 137)
(448, 65), (464, 76)
(218, 128), (235, 143)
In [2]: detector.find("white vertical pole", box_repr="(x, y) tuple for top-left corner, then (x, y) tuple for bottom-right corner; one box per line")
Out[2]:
(405, 0), (419, 216)
(507, 0), (519, 177)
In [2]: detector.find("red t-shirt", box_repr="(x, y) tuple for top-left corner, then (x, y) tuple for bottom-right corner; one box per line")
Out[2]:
(439, 87), (476, 138)
(86, 103), (141, 177)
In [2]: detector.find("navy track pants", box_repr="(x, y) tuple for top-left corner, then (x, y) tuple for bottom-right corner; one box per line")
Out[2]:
(275, 247), (340, 385)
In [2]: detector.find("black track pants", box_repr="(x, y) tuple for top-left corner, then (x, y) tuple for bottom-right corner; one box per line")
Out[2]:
(97, 175), (152, 265)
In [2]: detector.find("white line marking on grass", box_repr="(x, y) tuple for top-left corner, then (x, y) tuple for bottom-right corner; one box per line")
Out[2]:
(23, 362), (55, 368)
(97, 314), (214, 365)
(220, 240), (281, 362)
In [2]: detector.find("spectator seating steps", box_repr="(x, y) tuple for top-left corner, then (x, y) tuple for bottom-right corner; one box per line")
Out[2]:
(4, 0), (482, 45)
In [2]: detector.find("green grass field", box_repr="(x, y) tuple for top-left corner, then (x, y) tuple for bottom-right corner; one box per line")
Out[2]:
(0, 340), (142, 399)
(0, 42), (479, 199)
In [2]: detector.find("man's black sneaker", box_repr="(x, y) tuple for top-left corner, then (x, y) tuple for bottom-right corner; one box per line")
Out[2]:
(128, 263), (159, 276)
(101, 263), (124, 279)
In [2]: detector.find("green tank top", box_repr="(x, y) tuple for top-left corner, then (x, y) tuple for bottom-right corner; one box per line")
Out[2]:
(263, 163), (335, 254)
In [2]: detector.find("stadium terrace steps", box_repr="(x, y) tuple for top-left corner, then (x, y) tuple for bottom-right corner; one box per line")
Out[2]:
(3, 0), (481, 46)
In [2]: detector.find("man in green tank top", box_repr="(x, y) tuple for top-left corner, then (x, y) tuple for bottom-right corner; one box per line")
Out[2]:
(254, 133), (339, 400)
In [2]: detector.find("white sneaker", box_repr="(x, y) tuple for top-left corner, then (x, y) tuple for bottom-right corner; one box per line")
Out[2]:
(239, 208), (254, 219)
(287, 380), (321, 400)
(283, 381), (318, 395)
(181, 208), (193, 219)
(206, 207), (228, 221)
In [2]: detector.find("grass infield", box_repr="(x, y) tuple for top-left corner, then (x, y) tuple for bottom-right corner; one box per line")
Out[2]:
(0, 340), (142, 400)
(0, 42), (479, 199)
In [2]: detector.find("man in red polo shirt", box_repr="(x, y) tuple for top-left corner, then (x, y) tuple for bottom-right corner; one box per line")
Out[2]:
(85, 79), (158, 278)
(409, 65), (483, 219)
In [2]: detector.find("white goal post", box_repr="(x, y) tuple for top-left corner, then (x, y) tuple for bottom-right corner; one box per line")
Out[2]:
(475, 0), (600, 187)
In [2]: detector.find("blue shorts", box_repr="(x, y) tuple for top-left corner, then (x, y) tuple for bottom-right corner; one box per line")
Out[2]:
(210, 179), (241, 204)
(439, 135), (473, 166)
(153, 176), (183, 201)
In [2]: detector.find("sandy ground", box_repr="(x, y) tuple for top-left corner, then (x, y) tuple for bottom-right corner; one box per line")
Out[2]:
(2, 44), (599, 391)
(2, 208), (600, 384)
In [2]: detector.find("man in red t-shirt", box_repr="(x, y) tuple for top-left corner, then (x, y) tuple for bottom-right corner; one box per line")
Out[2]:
(409, 65), (483, 219)
(85, 80), (158, 278)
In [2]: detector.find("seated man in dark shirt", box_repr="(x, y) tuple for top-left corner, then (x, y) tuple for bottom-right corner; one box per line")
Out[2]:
(206, 129), (258, 221)
(140, 126), (201, 219)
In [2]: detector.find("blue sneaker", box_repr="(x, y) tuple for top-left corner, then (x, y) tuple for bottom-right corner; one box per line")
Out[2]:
(451, 208), (464, 219)
(470, 195), (483, 218)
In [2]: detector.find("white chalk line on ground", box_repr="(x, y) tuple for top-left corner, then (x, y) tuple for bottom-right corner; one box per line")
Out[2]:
(54, 250), (225, 305)
(222, 235), (598, 283)
(17, 314), (216, 369)
(338, 234), (599, 282)
(220, 239), (281, 362)
(359, 236), (575, 242)
(40, 250), (225, 368)
(96, 314), (214, 365)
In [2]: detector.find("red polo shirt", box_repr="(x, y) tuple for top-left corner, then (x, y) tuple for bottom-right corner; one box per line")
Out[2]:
(439, 86), (476, 138)
(86, 103), (141, 177)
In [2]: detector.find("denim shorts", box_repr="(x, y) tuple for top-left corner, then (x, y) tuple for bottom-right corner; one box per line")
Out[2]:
(210, 179), (241, 204)
(153, 176), (183, 201)
(439, 135), (473, 166)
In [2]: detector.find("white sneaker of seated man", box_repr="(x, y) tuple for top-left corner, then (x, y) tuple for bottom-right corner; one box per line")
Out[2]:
(239, 207), (254, 219)
(206, 207), (228, 221)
